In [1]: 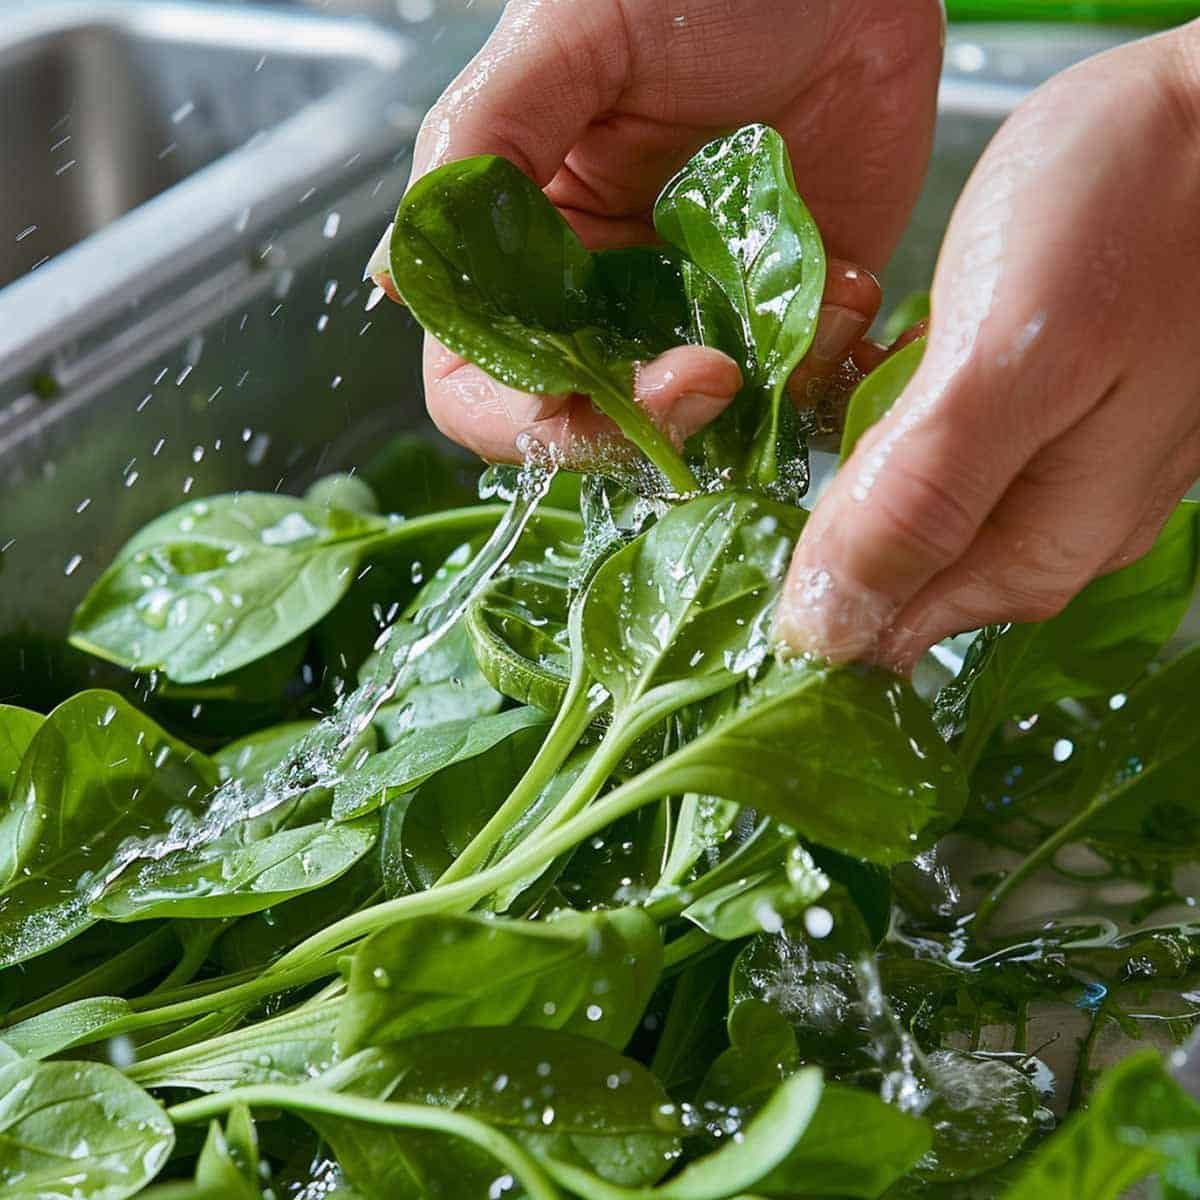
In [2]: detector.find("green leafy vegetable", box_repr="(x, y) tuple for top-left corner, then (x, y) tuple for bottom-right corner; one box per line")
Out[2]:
(655, 124), (826, 483)
(338, 908), (662, 1054)
(390, 156), (697, 493)
(0, 1060), (174, 1199)
(840, 337), (926, 460)
(0, 691), (219, 967)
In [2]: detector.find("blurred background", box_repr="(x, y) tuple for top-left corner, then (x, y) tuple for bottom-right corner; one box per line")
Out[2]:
(0, 0), (1197, 708)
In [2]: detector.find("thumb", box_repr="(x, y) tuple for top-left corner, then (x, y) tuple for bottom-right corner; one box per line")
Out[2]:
(408, 0), (622, 187)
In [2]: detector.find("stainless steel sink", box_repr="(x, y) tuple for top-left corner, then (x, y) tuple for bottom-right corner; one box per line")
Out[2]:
(0, 2), (405, 290)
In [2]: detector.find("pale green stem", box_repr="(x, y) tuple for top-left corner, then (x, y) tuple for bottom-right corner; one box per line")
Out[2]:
(169, 1087), (563, 1200)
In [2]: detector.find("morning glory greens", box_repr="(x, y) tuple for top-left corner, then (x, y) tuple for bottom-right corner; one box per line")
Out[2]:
(1, 123), (1198, 1200)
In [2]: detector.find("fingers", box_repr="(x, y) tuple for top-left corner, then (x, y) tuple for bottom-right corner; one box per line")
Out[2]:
(877, 386), (1200, 671)
(408, 0), (623, 188)
(423, 338), (742, 467)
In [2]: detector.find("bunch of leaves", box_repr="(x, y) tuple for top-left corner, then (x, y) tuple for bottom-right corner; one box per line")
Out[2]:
(0, 123), (1198, 1200)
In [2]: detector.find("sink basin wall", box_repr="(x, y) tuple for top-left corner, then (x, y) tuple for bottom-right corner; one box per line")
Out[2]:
(0, 2), (405, 290)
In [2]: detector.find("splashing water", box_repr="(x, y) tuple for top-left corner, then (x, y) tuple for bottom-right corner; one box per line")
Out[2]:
(91, 459), (559, 901)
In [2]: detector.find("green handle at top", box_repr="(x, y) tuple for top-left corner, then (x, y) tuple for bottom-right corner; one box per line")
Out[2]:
(947, 0), (1199, 24)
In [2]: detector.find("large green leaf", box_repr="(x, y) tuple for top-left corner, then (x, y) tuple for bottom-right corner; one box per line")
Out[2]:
(69, 498), (503, 683)
(0, 691), (219, 967)
(0, 1060), (174, 1199)
(338, 908), (662, 1055)
(390, 155), (696, 492)
(581, 492), (806, 712)
(628, 661), (966, 865)
(313, 1028), (679, 1196)
(655, 124), (826, 481)
(91, 815), (379, 921)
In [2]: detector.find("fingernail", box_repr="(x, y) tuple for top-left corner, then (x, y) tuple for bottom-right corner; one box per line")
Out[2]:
(363, 225), (392, 283)
(810, 305), (869, 365)
(773, 564), (897, 664)
(668, 392), (734, 442)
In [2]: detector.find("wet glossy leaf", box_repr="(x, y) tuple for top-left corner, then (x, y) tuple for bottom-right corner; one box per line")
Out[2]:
(91, 815), (379, 921)
(382, 722), (546, 896)
(755, 1081), (932, 1198)
(582, 492), (805, 712)
(331, 706), (549, 821)
(128, 1004), (338, 1093)
(338, 908), (662, 1055)
(917, 1051), (1038, 1182)
(69, 498), (503, 683)
(0, 705), (42, 803)
(313, 1028), (679, 1195)
(635, 661), (967, 865)
(1052, 644), (1200, 855)
(0, 1059), (174, 1199)
(840, 337), (926, 460)
(0, 996), (132, 1059)
(0, 691), (219, 968)
(1002, 1051), (1200, 1199)
(655, 124), (826, 480)
(390, 155), (695, 491)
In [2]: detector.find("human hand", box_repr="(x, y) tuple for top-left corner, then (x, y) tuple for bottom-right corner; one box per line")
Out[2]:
(776, 23), (1200, 670)
(372, 0), (944, 465)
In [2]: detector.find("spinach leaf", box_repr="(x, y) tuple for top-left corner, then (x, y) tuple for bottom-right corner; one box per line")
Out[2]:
(466, 558), (575, 712)
(1, 995), (132, 1059)
(371, 620), (504, 745)
(320, 1027), (679, 1191)
(0, 704), (42, 801)
(976, 644), (1200, 927)
(696, 997), (930, 1197)
(383, 721), (547, 895)
(338, 908), (662, 1055)
(840, 337), (926, 461)
(697, 998), (800, 1110)
(754, 1081), (932, 1198)
(916, 1051), (1038, 1183)
(195, 1105), (261, 1199)
(128, 1004), (338, 1093)
(655, 124), (826, 483)
(0, 1059), (174, 1199)
(945, 500), (1200, 766)
(654, 1069), (824, 1200)
(1072, 643), (1200, 853)
(69, 498), (505, 683)
(582, 492), (806, 713)
(216, 849), (382, 971)
(1002, 1050), (1200, 1199)
(91, 815), (379, 921)
(627, 661), (966, 865)
(0, 691), (219, 967)
(681, 845), (829, 941)
(881, 291), (931, 344)
(390, 155), (697, 493)
(331, 706), (549, 821)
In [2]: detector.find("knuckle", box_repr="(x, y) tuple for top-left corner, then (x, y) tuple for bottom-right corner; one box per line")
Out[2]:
(872, 456), (981, 566)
